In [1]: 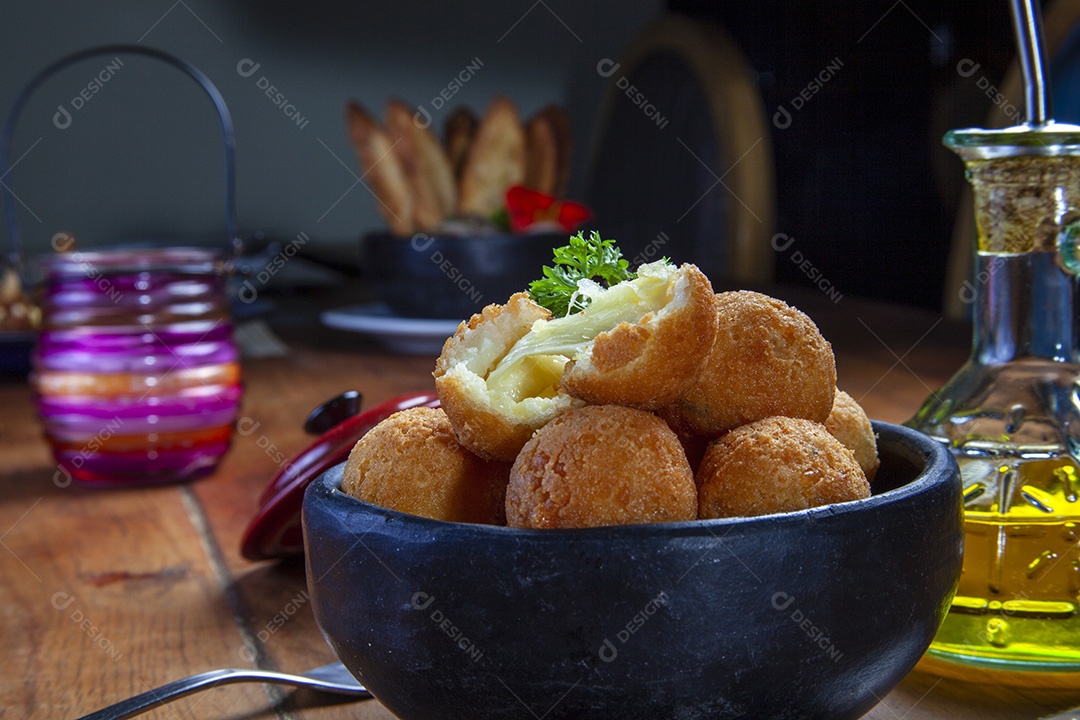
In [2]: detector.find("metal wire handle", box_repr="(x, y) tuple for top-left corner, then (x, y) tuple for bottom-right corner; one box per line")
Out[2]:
(0, 43), (240, 274)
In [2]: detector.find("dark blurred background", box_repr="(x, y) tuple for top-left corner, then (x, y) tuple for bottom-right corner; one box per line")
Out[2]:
(0, 1), (1039, 312)
(678, 1), (1017, 310)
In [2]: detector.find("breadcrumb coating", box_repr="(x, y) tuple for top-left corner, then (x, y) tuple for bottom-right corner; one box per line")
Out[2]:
(506, 405), (697, 528)
(660, 291), (835, 438)
(825, 389), (880, 482)
(559, 263), (717, 408)
(697, 416), (869, 519)
(342, 407), (510, 524)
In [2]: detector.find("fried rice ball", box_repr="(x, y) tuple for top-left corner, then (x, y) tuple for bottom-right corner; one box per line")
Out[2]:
(556, 262), (717, 408)
(697, 416), (869, 519)
(825, 389), (880, 482)
(660, 291), (836, 438)
(342, 407), (510, 524)
(435, 262), (717, 461)
(434, 292), (582, 462)
(506, 405), (697, 528)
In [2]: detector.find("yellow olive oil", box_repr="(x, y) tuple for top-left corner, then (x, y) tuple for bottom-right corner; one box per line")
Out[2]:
(928, 456), (1080, 670)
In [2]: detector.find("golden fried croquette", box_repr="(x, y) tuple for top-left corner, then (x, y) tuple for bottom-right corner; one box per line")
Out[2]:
(506, 405), (697, 529)
(435, 262), (716, 461)
(825, 389), (879, 482)
(342, 407), (510, 524)
(555, 262), (717, 408)
(434, 292), (584, 461)
(485, 262), (716, 409)
(660, 291), (835, 438)
(697, 416), (869, 519)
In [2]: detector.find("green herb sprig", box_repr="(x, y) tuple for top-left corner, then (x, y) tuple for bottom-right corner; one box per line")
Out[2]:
(528, 231), (635, 317)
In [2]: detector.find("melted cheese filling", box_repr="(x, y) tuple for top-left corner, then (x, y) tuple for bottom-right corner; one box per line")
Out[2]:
(486, 261), (675, 400)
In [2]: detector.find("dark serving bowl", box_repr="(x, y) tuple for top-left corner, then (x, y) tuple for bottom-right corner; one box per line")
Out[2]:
(362, 231), (563, 320)
(303, 421), (962, 720)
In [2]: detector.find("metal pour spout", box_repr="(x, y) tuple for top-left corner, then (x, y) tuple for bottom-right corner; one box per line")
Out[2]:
(1009, 0), (1052, 125)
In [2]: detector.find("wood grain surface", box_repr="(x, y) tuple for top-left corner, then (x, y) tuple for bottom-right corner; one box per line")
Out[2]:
(1, 287), (1077, 719)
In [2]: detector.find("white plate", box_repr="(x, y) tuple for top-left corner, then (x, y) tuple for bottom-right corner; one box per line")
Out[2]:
(321, 304), (461, 355)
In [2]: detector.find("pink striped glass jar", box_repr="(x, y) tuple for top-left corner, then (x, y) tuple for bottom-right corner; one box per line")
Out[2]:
(32, 247), (241, 486)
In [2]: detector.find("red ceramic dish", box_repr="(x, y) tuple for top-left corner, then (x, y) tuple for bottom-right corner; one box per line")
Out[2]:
(240, 390), (439, 561)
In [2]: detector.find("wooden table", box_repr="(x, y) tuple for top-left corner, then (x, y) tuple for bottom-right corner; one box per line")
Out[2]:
(2, 287), (1079, 719)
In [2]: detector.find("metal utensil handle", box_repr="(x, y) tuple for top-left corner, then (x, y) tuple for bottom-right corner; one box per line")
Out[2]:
(75, 668), (258, 720)
(1009, 0), (1053, 125)
(0, 43), (240, 273)
(75, 664), (370, 720)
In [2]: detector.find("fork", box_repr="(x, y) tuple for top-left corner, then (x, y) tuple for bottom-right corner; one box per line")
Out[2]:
(76, 661), (370, 720)
(1042, 709), (1080, 719)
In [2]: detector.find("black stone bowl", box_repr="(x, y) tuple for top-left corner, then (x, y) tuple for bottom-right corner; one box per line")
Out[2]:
(362, 231), (564, 320)
(303, 421), (962, 720)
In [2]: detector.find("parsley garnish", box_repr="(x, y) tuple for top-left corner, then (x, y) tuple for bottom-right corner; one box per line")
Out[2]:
(528, 231), (635, 316)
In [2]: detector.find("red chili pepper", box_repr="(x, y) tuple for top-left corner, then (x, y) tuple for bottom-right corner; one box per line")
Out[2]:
(506, 185), (591, 233)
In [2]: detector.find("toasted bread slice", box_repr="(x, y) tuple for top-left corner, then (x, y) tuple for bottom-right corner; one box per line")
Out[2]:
(444, 106), (478, 181)
(345, 101), (413, 235)
(458, 96), (526, 217)
(385, 99), (456, 231)
(524, 113), (558, 196)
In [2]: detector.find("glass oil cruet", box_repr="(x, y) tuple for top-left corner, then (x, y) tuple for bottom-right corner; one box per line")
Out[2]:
(907, 0), (1080, 682)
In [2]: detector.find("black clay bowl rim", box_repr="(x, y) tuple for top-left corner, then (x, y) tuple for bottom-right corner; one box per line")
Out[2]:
(304, 420), (956, 539)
